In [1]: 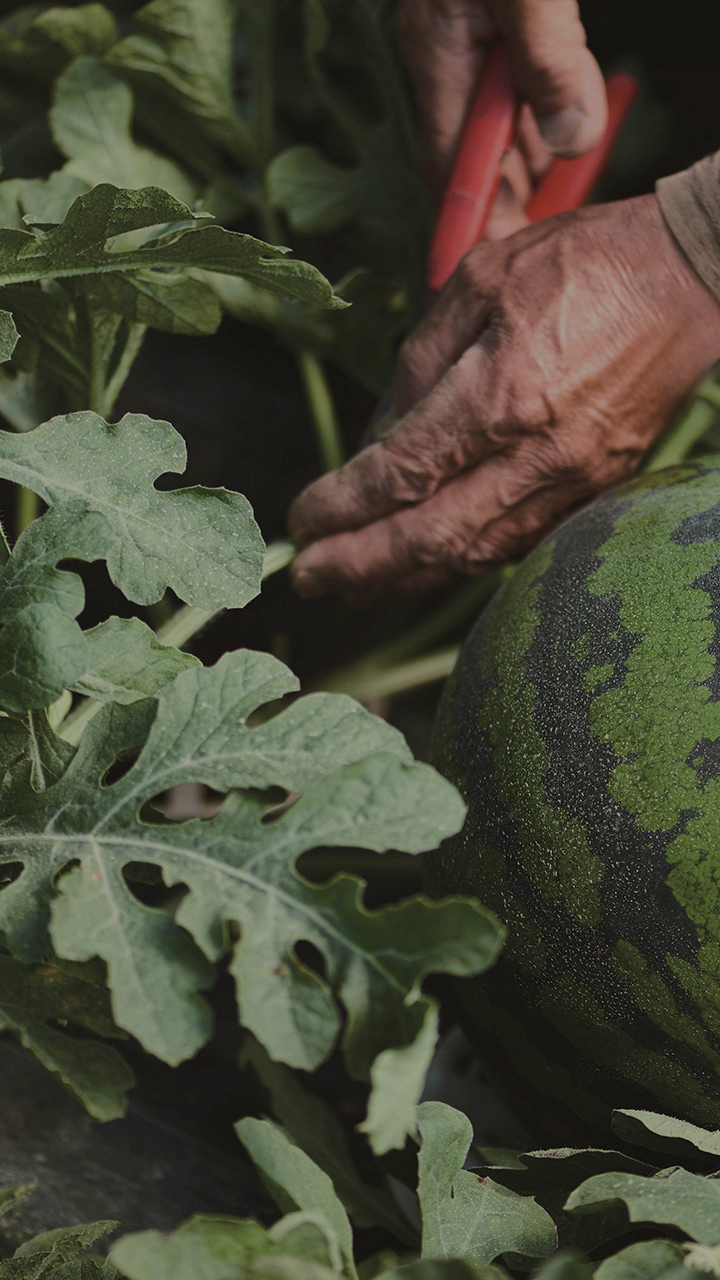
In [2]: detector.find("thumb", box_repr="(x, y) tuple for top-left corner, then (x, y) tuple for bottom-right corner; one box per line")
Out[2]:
(488, 0), (607, 156)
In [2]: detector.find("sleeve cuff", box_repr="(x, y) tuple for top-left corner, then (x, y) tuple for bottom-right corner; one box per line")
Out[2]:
(657, 153), (720, 306)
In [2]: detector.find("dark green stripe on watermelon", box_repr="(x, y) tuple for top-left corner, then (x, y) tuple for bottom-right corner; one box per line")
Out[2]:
(428, 459), (720, 1136)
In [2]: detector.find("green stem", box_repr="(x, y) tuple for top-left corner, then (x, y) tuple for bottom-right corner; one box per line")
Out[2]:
(16, 485), (39, 537)
(262, 538), (296, 578)
(246, 9), (343, 482)
(255, 0), (278, 170)
(642, 400), (716, 474)
(156, 604), (222, 652)
(87, 311), (121, 416)
(25, 710), (49, 791)
(157, 540), (295, 649)
(316, 645), (459, 704)
(642, 376), (720, 474)
(315, 568), (510, 696)
(296, 350), (344, 471)
(103, 323), (147, 418)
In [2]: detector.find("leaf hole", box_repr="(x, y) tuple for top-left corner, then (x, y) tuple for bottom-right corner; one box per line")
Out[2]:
(152, 783), (223, 821)
(100, 754), (136, 788)
(293, 938), (327, 982)
(121, 863), (189, 912)
(0, 862), (22, 889)
(261, 791), (298, 824)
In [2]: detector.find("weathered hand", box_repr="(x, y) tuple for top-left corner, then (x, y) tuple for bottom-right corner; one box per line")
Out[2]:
(289, 195), (720, 599)
(397, 0), (608, 223)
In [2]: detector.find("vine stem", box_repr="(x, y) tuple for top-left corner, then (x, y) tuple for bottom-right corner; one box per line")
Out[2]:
(641, 379), (720, 474)
(296, 350), (344, 471)
(103, 323), (147, 418)
(314, 568), (512, 696)
(317, 645), (459, 703)
(59, 540), (296, 746)
(16, 486), (39, 537)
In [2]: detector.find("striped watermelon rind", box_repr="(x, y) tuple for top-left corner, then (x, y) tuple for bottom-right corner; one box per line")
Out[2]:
(428, 458), (720, 1135)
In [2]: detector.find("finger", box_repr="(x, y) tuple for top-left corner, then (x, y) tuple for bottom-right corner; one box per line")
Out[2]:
(289, 341), (501, 549)
(342, 490), (583, 603)
(485, 147), (532, 241)
(396, 0), (494, 195)
(488, 0), (607, 156)
(349, 564), (460, 604)
(290, 443), (551, 598)
(392, 242), (500, 414)
(517, 104), (553, 182)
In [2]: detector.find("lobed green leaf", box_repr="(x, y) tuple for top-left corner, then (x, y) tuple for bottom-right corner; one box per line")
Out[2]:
(566, 1167), (720, 1246)
(71, 617), (199, 706)
(0, 183), (345, 309)
(612, 1110), (720, 1166)
(417, 1103), (556, 1265)
(0, 411), (264, 611)
(236, 1118), (354, 1277)
(0, 650), (473, 1077)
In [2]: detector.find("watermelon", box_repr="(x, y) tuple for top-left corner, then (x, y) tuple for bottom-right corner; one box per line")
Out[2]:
(428, 459), (720, 1136)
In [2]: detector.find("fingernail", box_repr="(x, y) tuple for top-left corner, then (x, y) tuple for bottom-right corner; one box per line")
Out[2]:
(292, 568), (323, 599)
(536, 107), (590, 157)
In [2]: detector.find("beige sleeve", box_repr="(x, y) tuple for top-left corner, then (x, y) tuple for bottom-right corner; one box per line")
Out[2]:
(657, 154), (720, 304)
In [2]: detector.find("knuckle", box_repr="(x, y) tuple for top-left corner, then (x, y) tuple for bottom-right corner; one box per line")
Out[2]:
(414, 520), (469, 569)
(381, 445), (444, 504)
(454, 243), (495, 292)
(395, 332), (434, 402)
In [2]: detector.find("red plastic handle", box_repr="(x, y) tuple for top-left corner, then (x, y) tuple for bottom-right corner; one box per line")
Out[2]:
(427, 43), (517, 294)
(427, 51), (638, 293)
(526, 73), (639, 223)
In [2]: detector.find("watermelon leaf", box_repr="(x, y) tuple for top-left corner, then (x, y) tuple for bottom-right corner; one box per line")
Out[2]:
(0, 954), (134, 1122)
(49, 57), (194, 201)
(110, 1212), (338, 1280)
(565, 1167), (720, 1245)
(416, 1102), (557, 1264)
(0, 411), (264, 610)
(105, 0), (246, 160)
(236, 1117), (355, 1277)
(359, 1001), (440, 1157)
(0, 4), (118, 81)
(593, 1239), (687, 1280)
(70, 617), (199, 705)
(0, 1183), (37, 1216)
(475, 1147), (658, 1255)
(0, 650), (471, 1072)
(612, 1110), (720, 1167)
(10, 1218), (118, 1274)
(0, 504), (113, 712)
(0, 309), (18, 362)
(0, 183), (345, 308)
(241, 1036), (418, 1244)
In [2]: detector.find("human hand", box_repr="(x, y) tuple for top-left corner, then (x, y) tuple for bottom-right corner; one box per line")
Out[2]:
(289, 195), (720, 600)
(397, 0), (608, 206)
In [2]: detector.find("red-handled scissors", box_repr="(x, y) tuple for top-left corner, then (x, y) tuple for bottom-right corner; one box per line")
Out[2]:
(427, 44), (638, 293)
